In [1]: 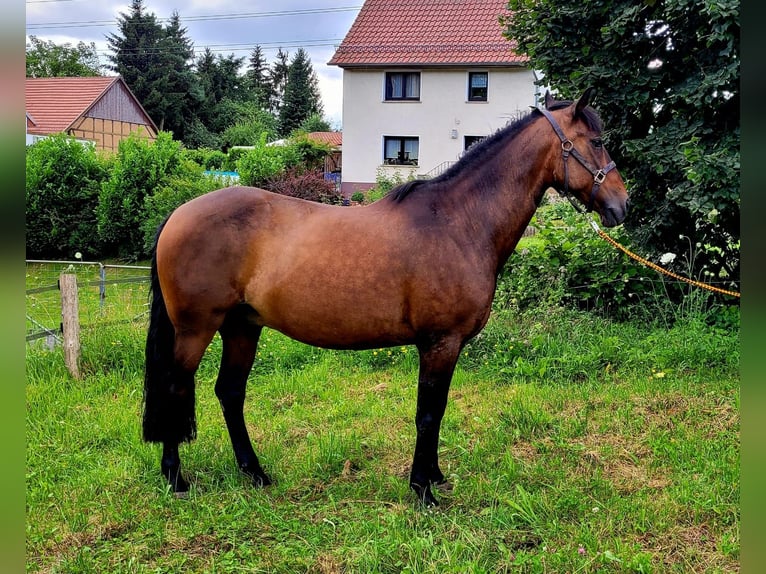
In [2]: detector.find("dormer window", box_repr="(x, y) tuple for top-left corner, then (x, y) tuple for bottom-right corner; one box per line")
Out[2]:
(385, 72), (421, 101)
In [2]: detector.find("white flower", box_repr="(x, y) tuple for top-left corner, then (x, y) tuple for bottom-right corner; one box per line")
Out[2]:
(659, 252), (677, 265)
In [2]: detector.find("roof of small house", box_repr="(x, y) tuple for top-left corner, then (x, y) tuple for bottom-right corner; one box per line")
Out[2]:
(306, 131), (342, 148)
(25, 76), (158, 135)
(328, 0), (527, 67)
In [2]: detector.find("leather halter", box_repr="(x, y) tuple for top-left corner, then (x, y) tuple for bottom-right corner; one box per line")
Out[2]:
(538, 107), (617, 213)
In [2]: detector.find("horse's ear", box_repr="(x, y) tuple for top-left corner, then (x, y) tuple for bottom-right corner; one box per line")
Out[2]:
(544, 90), (556, 110)
(574, 87), (597, 115)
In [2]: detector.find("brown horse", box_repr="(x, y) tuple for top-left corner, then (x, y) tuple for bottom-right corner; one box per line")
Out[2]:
(144, 88), (629, 506)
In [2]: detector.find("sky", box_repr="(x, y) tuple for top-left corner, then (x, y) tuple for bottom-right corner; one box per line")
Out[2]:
(25, 0), (364, 129)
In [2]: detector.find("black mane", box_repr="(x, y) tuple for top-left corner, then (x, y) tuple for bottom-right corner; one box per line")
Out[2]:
(384, 99), (602, 203)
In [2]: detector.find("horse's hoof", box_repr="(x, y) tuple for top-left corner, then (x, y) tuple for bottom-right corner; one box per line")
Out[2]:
(165, 472), (189, 495)
(248, 472), (272, 488)
(411, 482), (440, 508)
(254, 476), (271, 488)
(174, 490), (189, 499)
(421, 490), (440, 508)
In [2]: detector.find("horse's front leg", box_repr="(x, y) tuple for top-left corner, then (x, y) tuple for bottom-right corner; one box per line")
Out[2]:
(410, 338), (461, 507)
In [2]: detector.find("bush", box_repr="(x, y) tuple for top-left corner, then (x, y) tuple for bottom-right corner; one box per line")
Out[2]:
(96, 132), (186, 260)
(288, 136), (333, 171)
(141, 173), (225, 252)
(364, 167), (415, 203)
(495, 199), (652, 319)
(223, 146), (251, 172)
(235, 133), (304, 188)
(26, 134), (110, 259)
(181, 117), (221, 150)
(182, 147), (227, 171)
(265, 168), (342, 205)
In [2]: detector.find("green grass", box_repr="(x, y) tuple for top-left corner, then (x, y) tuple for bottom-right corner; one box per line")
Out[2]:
(26, 297), (739, 573)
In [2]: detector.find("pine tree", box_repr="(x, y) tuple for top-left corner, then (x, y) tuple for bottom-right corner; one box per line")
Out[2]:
(194, 50), (250, 134)
(158, 12), (202, 142)
(246, 45), (271, 110)
(278, 48), (324, 137)
(268, 48), (290, 113)
(107, 2), (202, 140)
(106, 0), (165, 127)
(194, 47), (218, 126)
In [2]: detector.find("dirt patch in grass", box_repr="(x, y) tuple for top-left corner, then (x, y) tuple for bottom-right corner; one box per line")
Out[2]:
(638, 524), (739, 573)
(574, 432), (670, 493)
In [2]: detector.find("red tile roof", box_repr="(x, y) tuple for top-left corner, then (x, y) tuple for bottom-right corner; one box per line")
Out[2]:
(328, 0), (527, 67)
(307, 131), (342, 147)
(25, 76), (155, 135)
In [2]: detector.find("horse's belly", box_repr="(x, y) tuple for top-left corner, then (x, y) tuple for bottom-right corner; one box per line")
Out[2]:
(256, 292), (415, 350)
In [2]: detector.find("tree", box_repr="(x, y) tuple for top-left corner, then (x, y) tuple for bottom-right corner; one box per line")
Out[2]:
(297, 113), (332, 134)
(246, 45), (272, 111)
(268, 48), (290, 113)
(503, 0), (740, 294)
(159, 11), (204, 143)
(106, 0), (166, 128)
(26, 35), (104, 77)
(220, 112), (278, 150)
(108, 3), (203, 142)
(278, 48), (324, 137)
(194, 50), (249, 134)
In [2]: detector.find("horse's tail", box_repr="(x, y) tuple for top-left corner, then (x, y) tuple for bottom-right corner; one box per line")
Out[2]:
(143, 217), (196, 444)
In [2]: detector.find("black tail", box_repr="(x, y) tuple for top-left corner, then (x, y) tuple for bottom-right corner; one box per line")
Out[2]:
(143, 218), (197, 443)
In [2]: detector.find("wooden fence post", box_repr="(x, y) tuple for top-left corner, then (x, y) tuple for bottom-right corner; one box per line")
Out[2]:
(59, 273), (81, 379)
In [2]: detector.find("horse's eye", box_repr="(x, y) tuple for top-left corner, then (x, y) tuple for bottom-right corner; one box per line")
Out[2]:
(592, 138), (603, 149)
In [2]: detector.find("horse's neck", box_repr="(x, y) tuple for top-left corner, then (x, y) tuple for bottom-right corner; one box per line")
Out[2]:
(440, 130), (554, 267)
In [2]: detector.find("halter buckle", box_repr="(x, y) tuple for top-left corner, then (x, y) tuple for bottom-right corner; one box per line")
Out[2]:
(594, 170), (606, 184)
(561, 140), (574, 152)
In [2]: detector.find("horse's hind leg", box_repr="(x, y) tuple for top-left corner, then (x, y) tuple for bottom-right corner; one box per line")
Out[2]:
(215, 314), (271, 487)
(160, 330), (216, 494)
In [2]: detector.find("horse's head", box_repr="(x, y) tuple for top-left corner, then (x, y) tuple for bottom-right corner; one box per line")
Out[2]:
(540, 88), (628, 227)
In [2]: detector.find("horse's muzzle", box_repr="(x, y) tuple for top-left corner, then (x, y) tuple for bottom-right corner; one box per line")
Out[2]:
(600, 197), (628, 227)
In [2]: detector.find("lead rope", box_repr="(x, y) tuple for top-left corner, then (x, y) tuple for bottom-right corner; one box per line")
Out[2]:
(585, 216), (740, 298)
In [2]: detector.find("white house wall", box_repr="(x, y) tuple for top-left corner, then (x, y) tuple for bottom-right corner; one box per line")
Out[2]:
(340, 66), (536, 194)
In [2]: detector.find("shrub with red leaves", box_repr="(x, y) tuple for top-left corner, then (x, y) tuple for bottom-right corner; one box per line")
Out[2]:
(265, 167), (342, 205)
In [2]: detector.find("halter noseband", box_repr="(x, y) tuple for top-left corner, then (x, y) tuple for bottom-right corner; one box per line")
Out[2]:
(538, 107), (616, 213)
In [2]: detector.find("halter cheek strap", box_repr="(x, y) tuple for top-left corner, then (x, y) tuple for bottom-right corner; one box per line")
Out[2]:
(538, 107), (617, 213)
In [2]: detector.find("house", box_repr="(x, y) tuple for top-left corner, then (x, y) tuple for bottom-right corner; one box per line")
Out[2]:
(328, 0), (538, 196)
(26, 76), (158, 152)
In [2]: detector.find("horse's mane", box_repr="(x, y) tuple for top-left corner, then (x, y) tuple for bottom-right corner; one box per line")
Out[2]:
(384, 99), (602, 204)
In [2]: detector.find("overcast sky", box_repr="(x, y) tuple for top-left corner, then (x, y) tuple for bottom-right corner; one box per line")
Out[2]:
(25, 0), (364, 128)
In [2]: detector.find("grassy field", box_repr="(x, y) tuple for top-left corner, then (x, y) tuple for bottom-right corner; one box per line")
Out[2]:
(25, 284), (739, 573)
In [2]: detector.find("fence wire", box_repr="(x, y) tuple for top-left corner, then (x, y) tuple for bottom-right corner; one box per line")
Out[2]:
(25, 260), (151, 345)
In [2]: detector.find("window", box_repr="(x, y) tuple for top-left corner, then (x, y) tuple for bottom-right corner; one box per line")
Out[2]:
(468, 72), (488, 101)
(385, 72), (420, 100)
(384, 136), (419, 165)
(464, 135), (486, 151)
